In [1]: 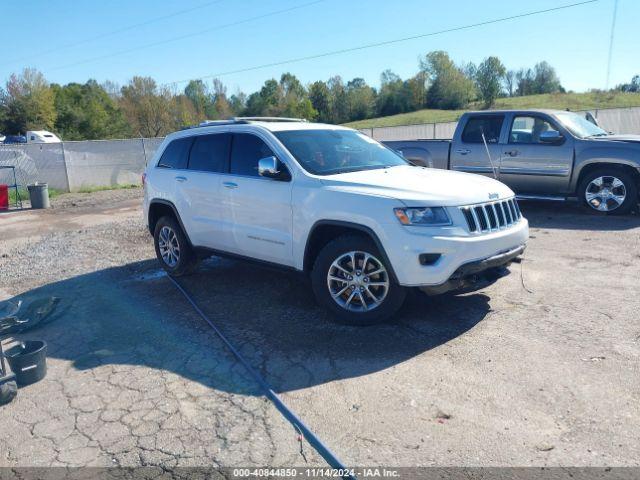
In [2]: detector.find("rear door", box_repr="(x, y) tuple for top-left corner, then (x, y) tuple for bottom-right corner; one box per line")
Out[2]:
(450, 115), (505, 179)
(155, 136), (193, 232)
(499, 114), (574, 195)
(220, 132), (294, 266)
(181, 132), (232, 249)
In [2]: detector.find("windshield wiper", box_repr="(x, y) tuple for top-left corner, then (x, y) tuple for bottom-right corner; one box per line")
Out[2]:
(587, 133), (608, 138)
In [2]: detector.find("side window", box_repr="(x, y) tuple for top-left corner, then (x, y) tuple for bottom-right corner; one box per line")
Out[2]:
(157, 137), (192, 169)
(188, 133), (231, 172)
(461, 116), (504, 144)
(230, 133), (275, 177)
(510, 116), (558, 144)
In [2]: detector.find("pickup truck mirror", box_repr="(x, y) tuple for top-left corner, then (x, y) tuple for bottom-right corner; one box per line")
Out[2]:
(539, 130), (564, 144)
(258, 156), (289, 180)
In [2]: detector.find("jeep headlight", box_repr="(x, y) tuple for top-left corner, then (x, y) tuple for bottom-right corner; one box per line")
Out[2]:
(394, 207), (451, 226)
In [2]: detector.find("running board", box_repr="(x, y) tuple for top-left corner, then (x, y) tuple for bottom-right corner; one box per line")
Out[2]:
(516, 194), (567, 202)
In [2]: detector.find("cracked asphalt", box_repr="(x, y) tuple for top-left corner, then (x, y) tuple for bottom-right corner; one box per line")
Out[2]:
(0, 188), (639, 469)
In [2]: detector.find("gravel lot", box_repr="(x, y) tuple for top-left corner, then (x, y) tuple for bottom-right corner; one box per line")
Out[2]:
(0, 188), (639, 469)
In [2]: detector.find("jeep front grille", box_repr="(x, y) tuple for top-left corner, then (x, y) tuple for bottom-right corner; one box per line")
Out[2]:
(460, 199), (521, 233)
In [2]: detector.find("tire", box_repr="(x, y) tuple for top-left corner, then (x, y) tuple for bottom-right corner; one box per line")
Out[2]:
(311, 235), (406, 326)
(153, 216), (198, 276)
(578, 168), (638, 215)
(0, 380), (17, 406)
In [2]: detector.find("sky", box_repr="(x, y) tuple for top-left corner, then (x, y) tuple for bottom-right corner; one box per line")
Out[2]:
(0, 0), (637, 95)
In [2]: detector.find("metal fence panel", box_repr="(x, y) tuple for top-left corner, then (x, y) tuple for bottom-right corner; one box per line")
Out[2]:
(595, 106), (640, 134)
(434, 121), (458, 139)
(370, 123), (436, 141)
(63, 138), (149, 191)
(0, 143), (68, 191)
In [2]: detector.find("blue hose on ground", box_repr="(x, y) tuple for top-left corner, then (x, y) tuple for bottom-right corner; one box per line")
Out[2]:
(168, 276), (356, 479)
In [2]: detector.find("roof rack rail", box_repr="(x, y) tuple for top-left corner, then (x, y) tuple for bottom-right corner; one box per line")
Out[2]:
(181, 116), (308, 130)
(180, 119), (249, 130)
(233, 116), (308, 123)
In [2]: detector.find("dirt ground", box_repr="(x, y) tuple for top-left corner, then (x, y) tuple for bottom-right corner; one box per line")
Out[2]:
(0, 188), (639, 469)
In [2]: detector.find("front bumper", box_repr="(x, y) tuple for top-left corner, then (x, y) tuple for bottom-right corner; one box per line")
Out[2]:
(419, 244), (525, 295)
(381, 216), (529, 286)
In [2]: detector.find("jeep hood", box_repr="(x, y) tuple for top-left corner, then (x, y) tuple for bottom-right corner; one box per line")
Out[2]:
(320, 165), (514, 206)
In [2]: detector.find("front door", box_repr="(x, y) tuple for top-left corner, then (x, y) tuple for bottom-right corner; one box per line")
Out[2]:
(499, 115), (574, 195)
(220, 133), (294, 266)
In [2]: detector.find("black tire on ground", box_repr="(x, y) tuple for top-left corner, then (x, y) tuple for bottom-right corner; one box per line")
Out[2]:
(311, 234), (406, 326)
(0, 380), (17, 406)
(578, 168), (638, 215)
(153, 216), (198, 276)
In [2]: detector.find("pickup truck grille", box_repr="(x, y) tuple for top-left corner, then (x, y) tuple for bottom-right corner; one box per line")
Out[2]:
(460, 199), (522, 233)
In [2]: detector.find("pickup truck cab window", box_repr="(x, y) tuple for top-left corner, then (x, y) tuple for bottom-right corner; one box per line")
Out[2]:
(461, 116), (504, 144)
(230, 133), (276, 177)
(157, 137), (193, 169)
(509, 116), (560, 144)
(188, 133), (231, 173)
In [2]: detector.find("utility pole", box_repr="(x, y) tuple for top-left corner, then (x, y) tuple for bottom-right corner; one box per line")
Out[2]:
(605, 0), (619, 90)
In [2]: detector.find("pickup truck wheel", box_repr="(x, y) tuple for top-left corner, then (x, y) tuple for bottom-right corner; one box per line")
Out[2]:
(153, 216), (198, 276)
(579, 169), (637, 215)
(311, 235), (406, 325)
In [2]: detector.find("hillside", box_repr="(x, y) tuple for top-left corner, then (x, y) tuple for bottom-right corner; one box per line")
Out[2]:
(344, 92), (640, 129)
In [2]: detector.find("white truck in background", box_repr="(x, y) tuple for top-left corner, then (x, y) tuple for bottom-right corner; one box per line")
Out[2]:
(26, 131), (61, 143)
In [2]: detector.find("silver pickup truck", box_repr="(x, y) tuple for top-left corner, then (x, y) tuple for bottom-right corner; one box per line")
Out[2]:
(384, 109), (640, 214)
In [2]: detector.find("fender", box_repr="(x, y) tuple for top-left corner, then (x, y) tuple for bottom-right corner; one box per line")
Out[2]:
(148, 199), (194, 248)
(571, 145), (640, 192)
(304, 219), (399, 284)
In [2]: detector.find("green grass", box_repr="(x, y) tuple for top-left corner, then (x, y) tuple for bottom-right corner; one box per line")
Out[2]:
(5, 183), (138, 206)
(74, 183), (140, 194)
(345, 91), (640, 129)
(7, 187), (62, 205)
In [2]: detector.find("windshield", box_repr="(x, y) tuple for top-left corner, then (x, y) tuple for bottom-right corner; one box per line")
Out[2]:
(555, 112), (608, 138)
(274, 129), (408, 175)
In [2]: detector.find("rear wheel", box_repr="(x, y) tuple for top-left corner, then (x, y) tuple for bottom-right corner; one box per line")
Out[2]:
(153, 216), (198, 276)
(578, 168), (637, 215)
(311, 235), (406, 325)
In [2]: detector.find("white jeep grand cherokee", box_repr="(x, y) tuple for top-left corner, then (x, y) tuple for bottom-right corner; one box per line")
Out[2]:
(143, 118), (529, 325)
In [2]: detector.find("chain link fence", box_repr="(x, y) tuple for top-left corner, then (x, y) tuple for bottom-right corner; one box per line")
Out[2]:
(0, 138), (164, 192)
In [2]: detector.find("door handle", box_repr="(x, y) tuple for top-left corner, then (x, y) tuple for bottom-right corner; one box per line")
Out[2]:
(504, 150), (519, 157)
(175, 175), (187, 182)
(456, 148), (471, 155)
(223, 181), (238, 189)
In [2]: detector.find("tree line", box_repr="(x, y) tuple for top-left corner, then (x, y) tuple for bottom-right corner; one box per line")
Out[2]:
(0, 50), (629, 140)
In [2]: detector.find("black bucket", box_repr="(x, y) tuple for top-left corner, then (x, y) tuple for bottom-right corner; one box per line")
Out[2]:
(5, 340), (47, 386)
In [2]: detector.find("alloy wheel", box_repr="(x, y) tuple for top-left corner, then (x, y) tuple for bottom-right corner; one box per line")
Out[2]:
(158, 226), (180, 267)
(327, 251), (389, 312)
(585, 176), (627, 212)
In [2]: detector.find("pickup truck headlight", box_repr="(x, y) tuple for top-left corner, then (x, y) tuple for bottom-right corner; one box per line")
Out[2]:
(394, 207), (451, 226)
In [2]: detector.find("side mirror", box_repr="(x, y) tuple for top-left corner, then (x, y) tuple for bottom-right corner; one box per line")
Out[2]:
(258, 156), (288, 180)
(539, 130), (564, 144)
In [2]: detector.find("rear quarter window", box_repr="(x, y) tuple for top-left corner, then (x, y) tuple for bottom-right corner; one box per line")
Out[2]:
(157, 137), (193, 169)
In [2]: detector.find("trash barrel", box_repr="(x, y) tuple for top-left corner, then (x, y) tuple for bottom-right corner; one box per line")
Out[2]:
(0, 184), (8, 210)
(5, 340), (47, 386)
(27, 183), (50, 209)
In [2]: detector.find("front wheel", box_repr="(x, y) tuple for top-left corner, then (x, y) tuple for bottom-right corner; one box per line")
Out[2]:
(311, 235), (406, 326)
(578, 169), (638, 215)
